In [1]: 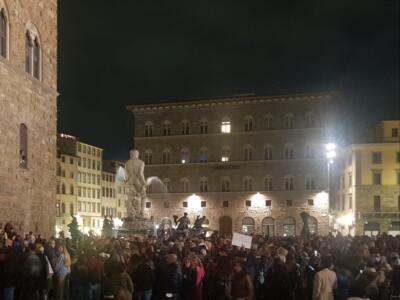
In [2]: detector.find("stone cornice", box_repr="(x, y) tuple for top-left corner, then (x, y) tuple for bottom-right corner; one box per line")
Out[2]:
(126, 91), (339, 113)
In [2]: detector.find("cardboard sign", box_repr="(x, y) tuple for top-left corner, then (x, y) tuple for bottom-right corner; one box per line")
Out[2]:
(232, 232), (252, 249)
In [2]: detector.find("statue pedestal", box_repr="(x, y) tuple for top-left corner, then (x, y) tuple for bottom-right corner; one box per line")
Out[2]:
(117, 218), (155, 238)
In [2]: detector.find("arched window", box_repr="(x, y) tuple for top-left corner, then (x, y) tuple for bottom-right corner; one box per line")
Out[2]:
(61, 183), (66, 194)
(221, 117), (231, 133)
(181, 147), (190, 163)
(283, 217), (296, 236)
(284, 143), (294, 159)
(284, 175), (294, 191)
(265, 114), (273, 130)
(243, 145), (253, 161)
(200, 177), (208, 192)
(264, 144), (273, 160)
(200, 118), (208, 134)
(306, 112), (315, 128)
(264, 176), (273, 191)
(70, 203), (74, 215)
(181, 119), (190, 135)
(70, 184), (74, 195)
(33, 38), (40, 79)
(181, 178), (190, 193)
(144, 122), (153, 137)
(221, 177), (230, 192)
(163, 121), (171, 136)
(221, 146), (230, 162)
(163, 178), (171, 192)
(244, 176), (253, 191)
(242, 217), (255, 234)
(284, 113), (294, 129)
(162, 149), (171, 164)
(25, 32), (33, 74)
(19, 123), (28, 168)
(305, 175), (315, 190)
(199, 147), (208, 162)
(308, 216), (318, 234)
(61, 203), (66, 214)
(56, 182), (60, 194)
(262, 217), (275, 236)
(244, 116), (253, 132)
(145, 150), (153, 165)
(0, 8), (8, 58)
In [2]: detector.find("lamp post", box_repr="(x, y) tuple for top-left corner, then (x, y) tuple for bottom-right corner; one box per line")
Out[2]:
(325, 143), (336, 211)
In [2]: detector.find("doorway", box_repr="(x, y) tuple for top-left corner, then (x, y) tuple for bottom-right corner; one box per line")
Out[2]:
(219, 216), (232, 235)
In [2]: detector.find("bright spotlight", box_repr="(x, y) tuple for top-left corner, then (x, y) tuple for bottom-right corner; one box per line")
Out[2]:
(250, 192), (265, 207)
(325, 143), (336, 151)
(187, 194), (201, 210)
(326, 150), (336, 159)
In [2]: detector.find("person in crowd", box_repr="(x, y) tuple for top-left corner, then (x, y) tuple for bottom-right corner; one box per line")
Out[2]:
(70, 253), (90, 300)
(231, 259), (254, 300)
(312, 256), (337, 300)
(264, 256), (294, 300)
(54, 245), (71, 300)
(131, 255), (156, 300)
(87, 249), (104, 300)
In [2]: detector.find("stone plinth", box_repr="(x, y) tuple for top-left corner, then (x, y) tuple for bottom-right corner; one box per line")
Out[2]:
(117, 218), (155, 237)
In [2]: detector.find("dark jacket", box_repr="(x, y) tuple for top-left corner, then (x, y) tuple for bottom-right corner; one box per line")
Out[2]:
(131, 262), (155, 292)
(159, 262), (182, 295)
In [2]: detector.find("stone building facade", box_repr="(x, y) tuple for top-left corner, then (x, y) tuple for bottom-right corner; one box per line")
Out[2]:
(0, 0), (57, 236)
(127, 92), (338, 236)
(336, 120), (400, 236)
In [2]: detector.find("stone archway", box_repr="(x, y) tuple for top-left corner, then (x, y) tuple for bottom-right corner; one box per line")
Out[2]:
(219, 216), (232, 235)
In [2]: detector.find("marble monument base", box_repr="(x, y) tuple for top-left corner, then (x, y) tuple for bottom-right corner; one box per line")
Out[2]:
(117, 217), (155, 238)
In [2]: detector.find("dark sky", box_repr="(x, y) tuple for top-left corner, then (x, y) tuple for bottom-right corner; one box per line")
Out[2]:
(57, 0), (399, 160)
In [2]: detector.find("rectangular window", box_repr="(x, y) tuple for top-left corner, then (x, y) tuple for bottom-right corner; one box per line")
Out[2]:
(398, 195), (400, 212)
(146, 202), (151, 208)
(164, 202), (170, 209)
(341, 195), (345, 210)
(373, 172), (382, 185)
(19, 124), (28, 168)
(201, 201), (206, 207)
(397, 152), (400, 163)
(308, 199), (314, 206)
(223, 200), (229, 208)
(245, 200), (251, 207)
(372, 152), (382, 164)
(221, 121), (231, 133)
(392, 128), (399, 137)
(349, 195), (353, 209)
(373, 195), (381, 212)
(266, 200), (272, 207)
(70, 157), (74, 164)
(286, 200), (293, 207)
(183, 201), (188, 208)
(348, 173), (352, 187)
(61, 156), (65, 163)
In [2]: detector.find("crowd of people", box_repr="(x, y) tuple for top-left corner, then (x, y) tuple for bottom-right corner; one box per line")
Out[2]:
(1, 222), (400, 300)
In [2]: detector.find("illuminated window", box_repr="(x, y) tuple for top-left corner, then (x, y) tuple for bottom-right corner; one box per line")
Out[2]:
(283, 217), (296, 236)
(200, 118), (208, 134)
(242, 217), (255, 234)
(162, 149), (171, 164)
(284, 113), (294, 129)
(199, 147), (208, 162)
(244, 116), (253, 132)
(181, 120), (190, 135)
(243, 145), (253, 161)
(181, 148), (190, 163)
(163, 178), (171, 192)
(221, 118), (231, 133)
(0, 9), (7, 58)
(144, 122), (153, 137)
(200, 177), (208, 192)
(284, 175), (294, 191)
(244, 176), (253, 191)
(221, 146), (230, 162)
(163, 121), (171, 136)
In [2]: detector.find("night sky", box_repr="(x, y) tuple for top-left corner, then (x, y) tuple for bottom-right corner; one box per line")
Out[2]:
(57, 0), (399, 160)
